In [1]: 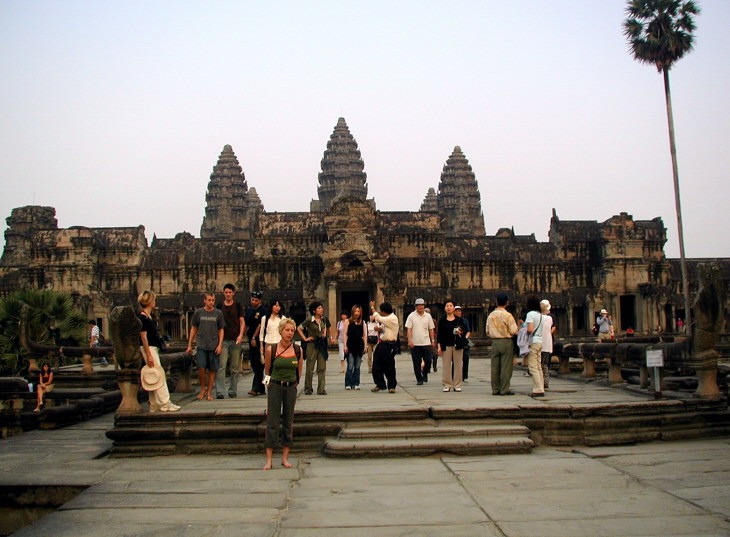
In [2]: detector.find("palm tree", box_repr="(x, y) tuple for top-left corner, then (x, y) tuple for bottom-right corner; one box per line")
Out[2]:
(624, 0), (700, 331)
(0, 289), (87, 375)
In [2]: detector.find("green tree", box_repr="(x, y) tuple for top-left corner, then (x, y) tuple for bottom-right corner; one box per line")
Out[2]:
(624, 0), (700, 330)
(0, 289), (87, 375)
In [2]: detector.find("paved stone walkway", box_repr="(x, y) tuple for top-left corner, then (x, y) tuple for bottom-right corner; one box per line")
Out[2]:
(3, 355), (730, 536)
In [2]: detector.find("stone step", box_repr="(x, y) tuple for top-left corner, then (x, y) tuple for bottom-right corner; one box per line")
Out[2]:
(324, 435), (533, 458)
(324, 423), (533, 457)
(338, 423), (530, 440)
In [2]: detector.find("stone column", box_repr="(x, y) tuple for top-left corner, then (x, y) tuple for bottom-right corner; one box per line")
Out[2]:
(327, 282), (337, 324)
(109, 306), (143, 414)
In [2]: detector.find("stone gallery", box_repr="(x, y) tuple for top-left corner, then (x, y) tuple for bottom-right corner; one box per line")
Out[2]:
(1, 118), (727, 340)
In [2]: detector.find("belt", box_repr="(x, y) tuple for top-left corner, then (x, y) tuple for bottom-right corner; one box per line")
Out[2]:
(269, 379), (296, 387)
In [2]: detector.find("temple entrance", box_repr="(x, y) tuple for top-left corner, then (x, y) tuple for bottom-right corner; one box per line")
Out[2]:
(340, 290), (370, 316)
(620, 295), (636, 332)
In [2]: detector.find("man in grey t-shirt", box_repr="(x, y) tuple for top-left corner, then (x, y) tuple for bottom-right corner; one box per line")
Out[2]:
(187, 293), (224, 401)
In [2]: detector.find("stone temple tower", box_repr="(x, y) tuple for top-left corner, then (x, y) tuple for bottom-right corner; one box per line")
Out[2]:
(311, 118), (368, 212)
(200, 144), (261, 240)
(436, 146), (486, 237)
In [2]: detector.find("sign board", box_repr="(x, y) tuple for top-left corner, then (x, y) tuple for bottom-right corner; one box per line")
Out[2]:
(646, 349), (664, 368)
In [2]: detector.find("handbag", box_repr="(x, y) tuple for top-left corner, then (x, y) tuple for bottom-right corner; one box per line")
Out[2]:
(367, 335), (378, 345)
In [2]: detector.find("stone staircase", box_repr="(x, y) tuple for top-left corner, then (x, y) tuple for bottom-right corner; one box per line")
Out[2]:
(323, 423), (533, 457)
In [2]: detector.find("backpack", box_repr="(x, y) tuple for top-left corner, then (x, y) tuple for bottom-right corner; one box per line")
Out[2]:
(516, 325), (530, 356)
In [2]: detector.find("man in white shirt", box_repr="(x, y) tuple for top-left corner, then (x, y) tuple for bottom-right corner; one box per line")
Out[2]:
(405, 298), (435, 385)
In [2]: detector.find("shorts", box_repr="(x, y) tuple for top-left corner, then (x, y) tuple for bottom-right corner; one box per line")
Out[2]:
(195, 349), (220, 371)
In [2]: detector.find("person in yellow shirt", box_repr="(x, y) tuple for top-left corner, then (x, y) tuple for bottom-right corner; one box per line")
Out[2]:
(486, 292), (519, 396)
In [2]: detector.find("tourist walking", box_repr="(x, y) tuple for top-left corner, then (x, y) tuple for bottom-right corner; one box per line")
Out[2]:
(262, 318), (303, 470)
(245, 291), (268, 396)
(297, 301), (332, 395)
(437, 300), (467, 392)
(343, 305), (367, 390)
(369, 301), (399, 393)
(540, 300), (556, 389)
(138, 290), (179, 412)
(33, 363), (54, 412)
(405, 298), (435, 385)
(335, 310), (348, 373)
(187, 292), (225, 401)
(486, 291), (519, 396)
(215, 283), (245, 399)
(525, 296), (545, 397)
(89, 319), (108, 365)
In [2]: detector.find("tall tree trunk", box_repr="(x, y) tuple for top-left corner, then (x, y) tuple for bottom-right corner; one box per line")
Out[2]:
(663, 68), (692, 331)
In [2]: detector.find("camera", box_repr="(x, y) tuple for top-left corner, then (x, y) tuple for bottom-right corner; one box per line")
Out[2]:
(453, 327), (461, 335)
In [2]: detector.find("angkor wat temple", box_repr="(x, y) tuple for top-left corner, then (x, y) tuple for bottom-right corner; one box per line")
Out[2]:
(1, 118), (728, 340)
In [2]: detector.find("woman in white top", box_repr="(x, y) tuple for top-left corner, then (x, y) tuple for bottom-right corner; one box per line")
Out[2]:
(259, 298), (288, 359)
(539, 300), (556, 390)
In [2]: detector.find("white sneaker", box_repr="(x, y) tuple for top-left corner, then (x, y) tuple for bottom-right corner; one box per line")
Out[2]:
(354, 385), (361, 390)
(442, 387), (450, 392)
(454, 387), (462, 392)
(345, 386), (352, 390)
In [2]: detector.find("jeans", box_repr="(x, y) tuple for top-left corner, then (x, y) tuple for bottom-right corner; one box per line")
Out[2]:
(215, 340), (242, 397)
(345, 352), (362, 388)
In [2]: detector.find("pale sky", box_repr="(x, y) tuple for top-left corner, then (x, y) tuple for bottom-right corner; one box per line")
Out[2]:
(1, 1), (728, 259)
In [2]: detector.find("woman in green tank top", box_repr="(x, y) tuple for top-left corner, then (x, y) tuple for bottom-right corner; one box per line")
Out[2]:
(262, 318), (303, 470)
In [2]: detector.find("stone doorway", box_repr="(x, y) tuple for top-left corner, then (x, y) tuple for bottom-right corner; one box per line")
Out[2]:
(340, 289), (370, 317)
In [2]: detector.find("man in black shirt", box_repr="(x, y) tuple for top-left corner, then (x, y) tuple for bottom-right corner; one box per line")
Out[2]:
(245, 291), (268, 396)
(215, 283), (245, 399)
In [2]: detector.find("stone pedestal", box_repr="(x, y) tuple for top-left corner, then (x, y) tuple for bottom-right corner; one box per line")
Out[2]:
(695, 368), (722, 399)
(176, 364), (194, 392)
(81, 353), (94, 375)
(581, 357), (596, 378)
(558, 356), (571, 375)
(607, 358), (623, 384)
(116, 380), (142, 414)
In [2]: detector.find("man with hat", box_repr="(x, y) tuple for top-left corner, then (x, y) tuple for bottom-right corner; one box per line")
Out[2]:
(245, 291), (268, 396)
(596, 308), (613, 341)
(486, 291), (519, 396)
(405, 298), (435, 385)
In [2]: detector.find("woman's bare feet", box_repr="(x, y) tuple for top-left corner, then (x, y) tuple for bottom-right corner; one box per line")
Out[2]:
(196, 390), (206, 400)
(263, 461), (273, 470)
(281, 459), (292, 468)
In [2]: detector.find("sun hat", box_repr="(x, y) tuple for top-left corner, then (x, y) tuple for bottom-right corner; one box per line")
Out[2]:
(600, 308), (608, 314)
(414, 298), (425, 305)
(140, 364), (165, 391)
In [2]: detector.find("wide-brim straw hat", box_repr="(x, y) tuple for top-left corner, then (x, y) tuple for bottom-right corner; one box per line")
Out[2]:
(140, 364), (165, 391)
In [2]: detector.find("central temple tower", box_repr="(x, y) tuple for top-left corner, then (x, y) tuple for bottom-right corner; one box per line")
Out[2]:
(311, 118), (369, 212)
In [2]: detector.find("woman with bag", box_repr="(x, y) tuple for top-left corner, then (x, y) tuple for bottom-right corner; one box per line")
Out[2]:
(437, 300), (467, 392)
(138, 290), (180, 412)
(262, 318), (303, 470)
(525, 295), (545, 397)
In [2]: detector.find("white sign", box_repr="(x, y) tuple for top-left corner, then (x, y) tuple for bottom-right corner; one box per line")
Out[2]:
(646, 349), (664, 368)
